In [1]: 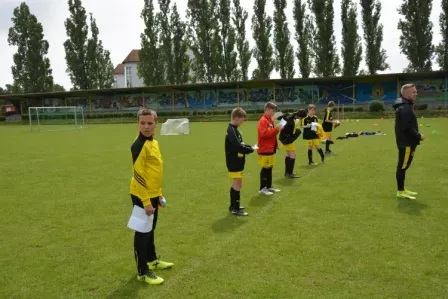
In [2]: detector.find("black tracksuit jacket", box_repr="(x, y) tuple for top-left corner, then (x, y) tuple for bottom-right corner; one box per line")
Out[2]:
(393, 97), (421, 148)
(225, 124), (254, 172)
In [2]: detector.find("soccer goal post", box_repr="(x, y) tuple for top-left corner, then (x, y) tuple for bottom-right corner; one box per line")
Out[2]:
(28, 106), (85, 132)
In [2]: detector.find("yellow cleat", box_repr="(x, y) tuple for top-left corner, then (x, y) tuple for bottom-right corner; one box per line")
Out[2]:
(404, 189), (418, 196)
(137, 271), (164, 285)
(396, 191), (416, 200)
(148, 258), (174, 270)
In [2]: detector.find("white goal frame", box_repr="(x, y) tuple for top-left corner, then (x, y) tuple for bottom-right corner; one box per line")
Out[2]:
(28, 106), (85, 132)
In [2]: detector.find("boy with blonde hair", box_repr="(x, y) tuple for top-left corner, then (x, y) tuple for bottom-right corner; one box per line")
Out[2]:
(225, 107), (255, 216)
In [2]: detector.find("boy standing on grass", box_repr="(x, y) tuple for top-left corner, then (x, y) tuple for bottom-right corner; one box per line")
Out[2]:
(322, 101), (337, 154)
(301, 104), (325, 165)
(225, 107), (255, 216)
(129, 108), (173, 285)
(277, 109), (307, 178)
(257, 101), (283, 195)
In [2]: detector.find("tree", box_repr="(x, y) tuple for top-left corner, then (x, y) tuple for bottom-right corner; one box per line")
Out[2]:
(171, 3), (191, 84)
(360, 0), (390, 74)
(397, 0), (434, 72)
(138, 0), (164, 86)
(308, 0), (340, 77)
(187, 0), (218, 83)
(87, 14), (115, 89)
(53, 84), (66, 92)
(436, 0), (448, 71)
(232, 0), (252, 81)
(8, 2), (53, 94)
(64, 0), (113, 89)
(273, 0), (295, 79)
(251, 0), (274, 80)
(217, 0), (238, 81)
(158, 0), (174, 84)
(341, 0), (362, 76)
(293, 0), (313, 78)
(64, 0), (89, 89)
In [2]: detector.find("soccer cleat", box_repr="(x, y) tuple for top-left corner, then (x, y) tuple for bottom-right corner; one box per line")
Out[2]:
(309, 162), (317, 166)
(137, 271), (164, 285)
(396, 191), (416, 200)
(231, 209), (248, 216)
(148, 258), (174, 270)
(286, 173), (300, 179)
(228, 206), (245, 212)
(268, 187), (281, 193)
(259, 188), (273, 196)
(405, 189), (418, 196)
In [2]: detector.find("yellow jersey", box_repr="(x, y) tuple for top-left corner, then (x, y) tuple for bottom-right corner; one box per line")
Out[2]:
(130, 133), (163, 206)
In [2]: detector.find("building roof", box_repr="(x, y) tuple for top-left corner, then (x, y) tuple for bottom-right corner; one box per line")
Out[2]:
(122, 49), (140, 64)
(113, 64), (124, 75)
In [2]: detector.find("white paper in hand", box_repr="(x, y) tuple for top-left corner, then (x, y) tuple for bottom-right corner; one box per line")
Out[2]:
(252, 144), (259, 150)
(311, 122), (318, 131)
(279, 118), (287, 129)
(127, 205), (154, 233)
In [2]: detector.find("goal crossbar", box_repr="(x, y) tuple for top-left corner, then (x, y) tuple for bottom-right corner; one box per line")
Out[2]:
(28, 106), (85, 132)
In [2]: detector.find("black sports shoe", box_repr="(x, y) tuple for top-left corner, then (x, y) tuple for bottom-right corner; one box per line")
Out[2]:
(287, 173), (300, 178)
(231, 209), (248, 216)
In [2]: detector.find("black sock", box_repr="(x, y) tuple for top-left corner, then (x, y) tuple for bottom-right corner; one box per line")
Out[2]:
(308, 149), (312, 163)
(236, 190), (241, 209)
(318, 148), (325, 161)
(260, 168), (269, 190)
(290, 158), (296, 174)
(267, 168), (273, 188)
(326, 142), (330, 152)
(285, 157), (290, 174)
(230, 187), (237, 210)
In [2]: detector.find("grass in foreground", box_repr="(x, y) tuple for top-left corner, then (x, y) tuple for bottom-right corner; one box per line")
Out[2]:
(0, 118), (447, 299)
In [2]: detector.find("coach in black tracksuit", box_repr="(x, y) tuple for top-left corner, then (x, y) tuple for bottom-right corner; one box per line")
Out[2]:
(394, 84), (424, 198)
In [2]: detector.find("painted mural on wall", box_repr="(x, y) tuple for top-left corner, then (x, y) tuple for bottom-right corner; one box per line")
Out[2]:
(400, 79), (448, 102)
(355, 81), (397, 103)
(316, 82), (354, 104)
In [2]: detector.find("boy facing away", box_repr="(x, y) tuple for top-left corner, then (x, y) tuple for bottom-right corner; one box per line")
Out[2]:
(225, 107), (255, 216)
(277, 109), (307, 178)
(301, 104), (325, 165)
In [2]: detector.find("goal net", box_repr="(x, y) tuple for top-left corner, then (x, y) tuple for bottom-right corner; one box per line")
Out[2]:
(160, 118), (190, 135)
(28, 106), (85, 132)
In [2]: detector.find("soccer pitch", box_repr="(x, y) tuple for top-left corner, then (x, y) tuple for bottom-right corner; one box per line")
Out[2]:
(1, 119), (447, 298)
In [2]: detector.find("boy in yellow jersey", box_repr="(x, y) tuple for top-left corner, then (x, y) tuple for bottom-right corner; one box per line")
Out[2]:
(322, 101), (337, 154)
(129, 108), (173, 285)
(225, 107), (254, 216)
(277, 109), (307, 178)
(301, 104), (325, 165)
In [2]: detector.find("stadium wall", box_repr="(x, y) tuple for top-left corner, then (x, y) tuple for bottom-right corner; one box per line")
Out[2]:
(1, 74), (447, 116)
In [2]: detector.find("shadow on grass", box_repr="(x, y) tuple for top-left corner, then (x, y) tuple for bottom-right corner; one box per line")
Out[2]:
(212, 213), (248, 233)
(248, 194), (272, 207)
(398, 198), (428, 216)
(106, 275), (145, 299)
(275, 177), (297, 187)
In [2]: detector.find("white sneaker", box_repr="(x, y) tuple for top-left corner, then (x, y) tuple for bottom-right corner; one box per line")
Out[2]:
(268, 187), (281, 193)
(258, 187), (273, 195)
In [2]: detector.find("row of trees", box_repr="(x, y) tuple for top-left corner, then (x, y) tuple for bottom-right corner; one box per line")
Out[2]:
(3, 0), (115, 94)
(2, 0), (448, 95)
(140, 0), (448, 84)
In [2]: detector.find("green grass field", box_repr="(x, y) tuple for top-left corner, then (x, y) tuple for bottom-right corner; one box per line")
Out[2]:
(1, 118), (447, 299)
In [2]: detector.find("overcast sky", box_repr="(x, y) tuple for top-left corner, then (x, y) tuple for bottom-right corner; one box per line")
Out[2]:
(0, 0), (444, 89)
